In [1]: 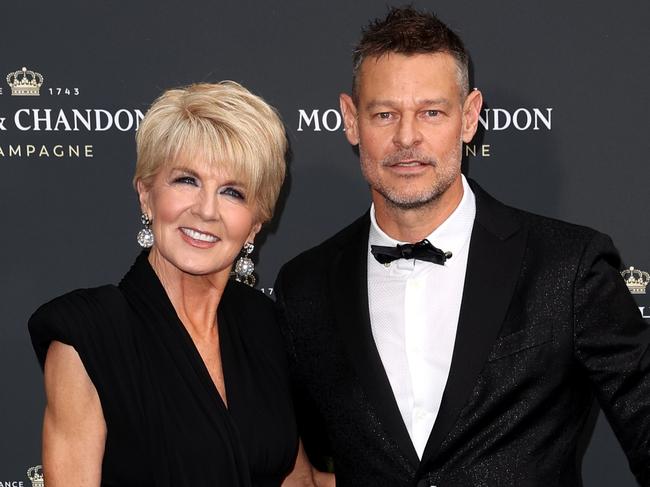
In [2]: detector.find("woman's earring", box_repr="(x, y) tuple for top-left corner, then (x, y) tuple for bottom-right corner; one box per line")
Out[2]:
(137, 213), (154, 248)
(233, 242), (256, 287)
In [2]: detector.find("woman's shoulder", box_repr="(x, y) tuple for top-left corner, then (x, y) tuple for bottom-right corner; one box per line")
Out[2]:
(222, 280), (280, 334)
(222, 280), (290, 369)
(29, 285), (127, 369)
(30, 285), (124, 328)
(224, 279), (275, 313)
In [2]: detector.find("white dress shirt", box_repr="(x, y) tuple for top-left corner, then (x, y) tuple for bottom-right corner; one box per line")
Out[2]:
(367, 175), (476, 458)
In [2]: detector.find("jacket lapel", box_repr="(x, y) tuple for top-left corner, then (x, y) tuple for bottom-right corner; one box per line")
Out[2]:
(419, 181), (528, 469)
(328, 214), (421, 469)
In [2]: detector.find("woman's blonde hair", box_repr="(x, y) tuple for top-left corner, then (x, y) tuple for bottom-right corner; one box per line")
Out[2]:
(134, 81), (287, 222)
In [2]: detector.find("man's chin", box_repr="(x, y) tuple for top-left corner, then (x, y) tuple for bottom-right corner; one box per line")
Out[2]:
(383, 174), (462, 210)
(383, 192), (441, 210)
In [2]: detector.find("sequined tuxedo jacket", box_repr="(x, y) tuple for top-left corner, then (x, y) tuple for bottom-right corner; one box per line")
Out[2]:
(275, 181), (650, 487)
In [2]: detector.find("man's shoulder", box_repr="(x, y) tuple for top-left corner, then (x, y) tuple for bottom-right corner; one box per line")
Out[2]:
(279, 212), (369, 277)
(510, 204), (599, 240)
(472, 180), (601, 245)
(510, 205), (604, 252)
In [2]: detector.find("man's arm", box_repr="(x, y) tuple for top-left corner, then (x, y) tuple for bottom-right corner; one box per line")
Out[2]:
(275, 268), (336, 486)
(573, 232), (650, 485)
(42, 341), (106, 487)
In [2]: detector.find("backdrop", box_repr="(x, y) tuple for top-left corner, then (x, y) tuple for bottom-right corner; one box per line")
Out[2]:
(1, 1), (649, 485)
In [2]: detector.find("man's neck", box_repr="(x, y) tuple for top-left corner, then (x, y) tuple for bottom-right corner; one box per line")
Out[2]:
(373, 178), (464, 242)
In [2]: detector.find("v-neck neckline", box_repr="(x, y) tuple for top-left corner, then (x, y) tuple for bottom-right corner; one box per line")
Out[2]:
(119, 251), (236, 414)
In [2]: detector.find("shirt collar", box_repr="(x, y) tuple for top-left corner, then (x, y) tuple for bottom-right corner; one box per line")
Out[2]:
(369, 174), (476, 257)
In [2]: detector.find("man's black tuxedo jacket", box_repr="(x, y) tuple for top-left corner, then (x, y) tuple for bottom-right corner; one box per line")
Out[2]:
(275, 182), (650, 487)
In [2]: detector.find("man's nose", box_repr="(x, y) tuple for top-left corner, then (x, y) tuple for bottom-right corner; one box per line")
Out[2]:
(393, 115), (422, 148)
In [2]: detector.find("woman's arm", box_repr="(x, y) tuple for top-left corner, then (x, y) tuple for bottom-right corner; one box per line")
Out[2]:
(282, 440), (335, 487)
(42, 341), (106, 487)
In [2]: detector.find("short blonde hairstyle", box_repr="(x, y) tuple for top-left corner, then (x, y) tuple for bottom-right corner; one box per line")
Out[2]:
(134, 81), (287, 222)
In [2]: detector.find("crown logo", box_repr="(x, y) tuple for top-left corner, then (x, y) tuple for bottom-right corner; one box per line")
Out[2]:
(7, 67), (44, 96)
(621, 266), (649, 294)
(27, 465), (44, 487)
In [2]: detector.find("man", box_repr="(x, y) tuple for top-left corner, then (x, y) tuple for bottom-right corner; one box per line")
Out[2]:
(275, 7), (650, 486)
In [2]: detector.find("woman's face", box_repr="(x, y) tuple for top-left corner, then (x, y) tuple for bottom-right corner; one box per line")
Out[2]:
(137, 158), (260, 282)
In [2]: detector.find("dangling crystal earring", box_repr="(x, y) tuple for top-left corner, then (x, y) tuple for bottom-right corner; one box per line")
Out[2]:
(137, 213), (154, 248)
(233, 242), (256, 287)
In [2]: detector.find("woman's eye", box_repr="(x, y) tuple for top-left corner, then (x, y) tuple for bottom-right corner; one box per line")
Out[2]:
(174, 176), (197, 186)
(221, 187), (245, 200)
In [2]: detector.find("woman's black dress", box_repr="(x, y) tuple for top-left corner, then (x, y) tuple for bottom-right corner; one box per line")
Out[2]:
(29, 252), (297, 486)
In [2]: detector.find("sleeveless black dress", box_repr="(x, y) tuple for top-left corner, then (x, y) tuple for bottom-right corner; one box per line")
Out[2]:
(29, 252), (297, 486)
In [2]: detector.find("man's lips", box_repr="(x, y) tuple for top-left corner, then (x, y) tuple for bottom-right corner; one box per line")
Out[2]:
(180, 227), (219, 243)
(382, 151), (436, 167)
(389, 159), (429, 167)
(384, 159), (434, 172)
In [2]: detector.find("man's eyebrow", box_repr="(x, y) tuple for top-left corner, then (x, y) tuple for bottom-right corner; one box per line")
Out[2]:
(365, 98), (452, 111)
(365, 100), (398, 111)
(418, 98), (452, 108)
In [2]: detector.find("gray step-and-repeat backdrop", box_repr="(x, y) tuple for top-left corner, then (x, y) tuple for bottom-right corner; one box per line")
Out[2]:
(1, 1), (648, 485)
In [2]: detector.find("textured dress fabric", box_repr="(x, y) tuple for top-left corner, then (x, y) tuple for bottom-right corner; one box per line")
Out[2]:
(29, 252), (298, 487)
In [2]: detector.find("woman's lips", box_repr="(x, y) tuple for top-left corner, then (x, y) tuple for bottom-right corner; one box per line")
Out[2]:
(180, 227), (219, 246)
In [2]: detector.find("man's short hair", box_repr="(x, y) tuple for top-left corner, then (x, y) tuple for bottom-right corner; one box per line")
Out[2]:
(134, 81), (287, 223)
(352, 6), (470, 101)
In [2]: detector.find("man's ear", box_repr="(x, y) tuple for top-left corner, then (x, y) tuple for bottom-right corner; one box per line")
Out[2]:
(339, 93), (360, 145)
(461, 89), (483, 143)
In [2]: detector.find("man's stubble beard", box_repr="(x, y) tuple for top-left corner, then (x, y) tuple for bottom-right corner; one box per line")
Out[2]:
(359, 142), (462, 211)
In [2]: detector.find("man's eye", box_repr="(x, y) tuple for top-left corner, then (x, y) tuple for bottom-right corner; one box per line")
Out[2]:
(174, 176), (197, 185)
(221, 187), (245, 200)
(376, 112), (392, 120)
(425, 110), (440, 117)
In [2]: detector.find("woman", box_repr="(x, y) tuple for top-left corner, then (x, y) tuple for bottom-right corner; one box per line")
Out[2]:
(29, 81), (298, 486)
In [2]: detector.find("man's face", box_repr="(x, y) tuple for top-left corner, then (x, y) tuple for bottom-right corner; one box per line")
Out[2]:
(340, 52), (481, 210)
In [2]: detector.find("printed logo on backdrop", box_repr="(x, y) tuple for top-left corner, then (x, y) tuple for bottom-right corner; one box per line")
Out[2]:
(296, 106), (553, 158)
(27, 466), (44, 487)
(0, 464), (42, 487)
(621, 266), (650, 319)
(1, 66), (144, 159)
(622, 266), (649, 295)
(6, 67), (43, 96)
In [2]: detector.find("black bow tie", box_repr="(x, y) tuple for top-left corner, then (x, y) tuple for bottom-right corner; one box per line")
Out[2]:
(370, 239), (452, 265)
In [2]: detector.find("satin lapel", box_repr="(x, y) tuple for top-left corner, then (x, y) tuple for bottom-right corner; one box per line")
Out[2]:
(419, 184), (528, 468)
(329, 215), (420, 468)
